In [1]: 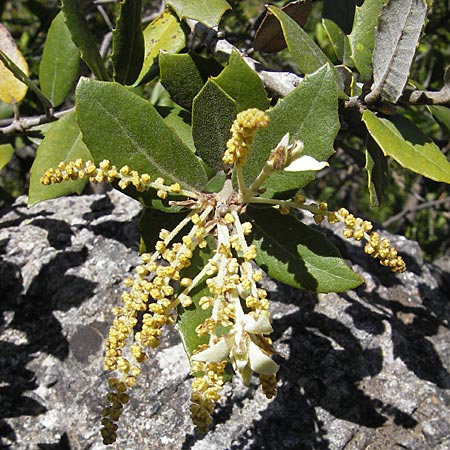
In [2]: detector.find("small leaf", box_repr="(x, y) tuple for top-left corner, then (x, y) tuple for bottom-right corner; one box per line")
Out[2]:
(76, 78), (209, 191)
(192, 79), (237, 172)
(112, 0), (145, 85)
(245, 64), (339, 195)
(269, 5), (330, 75)
(365, 136), (388, 207)
(0, 23), (29, 103)
(348, 0), (386, 81)
(254, 1), (312, 53)
(369, 0), (429, 103)
(160, 52), (205, 111)
(138, 208), (188, 253)
(61, 0), (109, 81)
(245, 206), (363, 293)
(28, 112), (92, 206)
(167, 0), (231, 28)
(429, 105), (450, 136)
(214, 51), (270, 112)
(135, 9), (186, 85)
(322, 0), (356, 35)
(176, 243), (215, 356)
(362, 110), (450, 184)
(0, 143), (14, 170)
(39, 12), (80, 107)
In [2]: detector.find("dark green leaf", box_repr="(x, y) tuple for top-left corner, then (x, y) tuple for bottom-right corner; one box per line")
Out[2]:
(365, 135), (388, 207)
(363, 110), (450, 184)
(135, 9), (186, 85)
(322, 0), (356, 34)
(192, 79), (236, 172)
(269, 6), (330, 75)
(39, 12), (80, 107)
(138, 207), (188, 253)
(322, 18), (346, 61)
(112, 0), (145, 85)
(348, 0), (385, 81)
(28, 112), (92, 206)
(76, 78), (208, 191)
(214, 51), (270, 112)
(167, 0), (231, 28)
(368, 0), (429, 103)
(429, 105), (450, 136)
(61, 0), (109, 81)
(244, 64), (339, 195)
(245, 206), (363, 293)
(160, 52), (205, 110)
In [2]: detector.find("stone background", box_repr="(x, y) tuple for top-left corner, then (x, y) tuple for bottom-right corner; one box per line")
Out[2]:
(0, 190), (449, 449)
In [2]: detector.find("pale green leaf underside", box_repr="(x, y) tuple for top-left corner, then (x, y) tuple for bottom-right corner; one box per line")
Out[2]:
(28, 111), (92, 206)
(167, 0), (231, 28)
(76, 78), (208, 191)
(363, 110), (450, 184)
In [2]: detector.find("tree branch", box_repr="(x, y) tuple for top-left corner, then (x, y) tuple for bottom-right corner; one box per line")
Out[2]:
(186, 19), (303, 97)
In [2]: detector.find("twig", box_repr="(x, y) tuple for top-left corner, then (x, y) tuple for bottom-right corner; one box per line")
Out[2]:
(0, 107), (75, 135)
(186, 19), (303, 97)
(400, 86), (450, 106)
(382, 196), (450, 227)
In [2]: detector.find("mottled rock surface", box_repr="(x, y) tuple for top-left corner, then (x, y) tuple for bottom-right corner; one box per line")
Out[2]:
(0, 190), (449, 450)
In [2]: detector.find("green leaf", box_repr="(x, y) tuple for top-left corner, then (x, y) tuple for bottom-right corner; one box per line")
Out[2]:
(429, 105), (450, 135)
(322, 18), (346, 61)
(76, 78), (208, 191)
(368, 0), (429, 103)
(362, 110), (450, 184)
(39, 12), (80, 107)
(176, 242), (214, 356)
(112, 0), (145, 85)
(245, 206), (363, 293)
(160, 52), (205, 111)
(244, 64), (339, 195)
(192, 79), (236, 172)
(138, 207), (188, 253)
(61, 0), (109, 81)
(167, 0), (231, 28)
(135, 9), (186, 85)
(348, 0), (385, 82)
(28, 112), (92, 206)
(322, 0), (356, 35)
(0, 143), (14, 170)
(365, 136), (388, 207)
(269, 6), (330, 75)
(158, 105), (195, 153)
(214, 51), (270, 112)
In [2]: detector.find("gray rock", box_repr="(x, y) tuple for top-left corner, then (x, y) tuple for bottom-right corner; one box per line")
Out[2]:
(0, 191), (449, 450)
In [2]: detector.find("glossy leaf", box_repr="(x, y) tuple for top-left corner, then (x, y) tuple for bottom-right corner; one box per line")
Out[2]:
(0, 143), (14, 170)
(369, 0), (428, 103)
(192, 79), (236, 172)
(348, 0), (385, 81)
(245, 206), (363, 293)
(61, 0), (109, 81)
(135, 9), (186, 85)
(28, 112), (92, 206)
(158, 105), (195, 153)
(214, 51), (269, 112)
(160, 52), (205, 110)
(39, 12), (80, 107)
(365, 136), (388, 207)
(363, 110), (450, 184)
(244, 64), (339, 195)
(269, 6), (330, 75)
(112, 0), (145, 85)
(322, 18), (346, 61)
(76, 78), (209, 191)
(322, 0), (356, 34)
(0, 23), (29, 103)
(429, 105), (450, 135)
(167, 0), (231, 28)
(254, 0), (312, 53)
